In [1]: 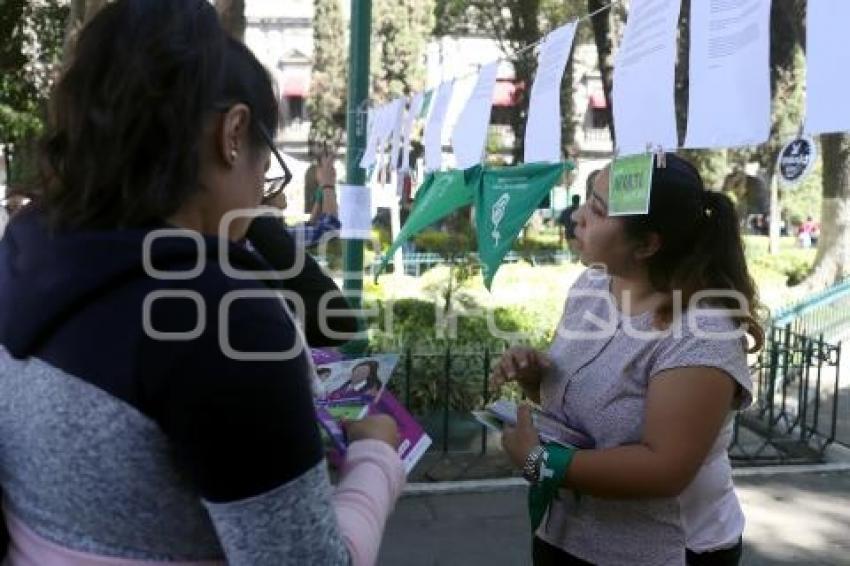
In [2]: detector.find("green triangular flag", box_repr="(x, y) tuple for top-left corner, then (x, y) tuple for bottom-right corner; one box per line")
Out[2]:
(475, 162), (571, 290)
(375, 166), (482, 279)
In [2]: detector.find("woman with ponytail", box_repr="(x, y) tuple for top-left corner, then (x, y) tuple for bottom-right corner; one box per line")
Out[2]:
(491, 153), (762, 565)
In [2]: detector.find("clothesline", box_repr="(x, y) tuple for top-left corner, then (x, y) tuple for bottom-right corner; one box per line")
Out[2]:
(354, 0), (622, 114)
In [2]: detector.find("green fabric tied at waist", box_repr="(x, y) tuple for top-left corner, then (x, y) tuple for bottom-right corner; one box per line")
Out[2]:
(528, 444), (577, 532)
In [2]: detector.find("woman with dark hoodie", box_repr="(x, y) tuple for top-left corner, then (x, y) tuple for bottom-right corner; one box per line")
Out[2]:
(0, 1), (402, 564)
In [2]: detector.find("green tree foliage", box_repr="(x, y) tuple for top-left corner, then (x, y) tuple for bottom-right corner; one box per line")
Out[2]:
(0, 0), (68, 187)
(307, 0), (348, 150)
(0, 0), (68, 144)
(308, 0), (434, 152)
(370, 0), (435, 101)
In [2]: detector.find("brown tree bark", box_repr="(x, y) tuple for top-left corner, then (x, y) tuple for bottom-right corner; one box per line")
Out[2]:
(586, 0), (617, 145)
(505, 0), (539, 165)
(789, 0), (850, 290)
(801, 134), (850, 288)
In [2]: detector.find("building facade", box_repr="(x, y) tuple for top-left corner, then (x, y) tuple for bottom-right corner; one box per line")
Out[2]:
(245, 1), (613, 210)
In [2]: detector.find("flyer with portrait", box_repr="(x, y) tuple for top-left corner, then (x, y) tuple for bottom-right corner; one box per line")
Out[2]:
(313, 354), (431, 473)
(472, 399), (595, 449)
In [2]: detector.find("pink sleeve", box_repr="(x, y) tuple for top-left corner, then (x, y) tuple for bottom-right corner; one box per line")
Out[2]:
(332, 439), (406, 566)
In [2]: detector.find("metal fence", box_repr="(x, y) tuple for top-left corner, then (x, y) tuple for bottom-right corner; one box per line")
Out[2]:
(386, 326), (844, 470)
(387, 346), (498, 455)
(729, 326), (843, 465)
(768, 280), (850, 451)
(772, 279), (850, 342)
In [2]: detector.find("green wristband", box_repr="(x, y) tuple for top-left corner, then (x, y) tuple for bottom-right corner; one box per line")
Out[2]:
(528, 444), (576, 531)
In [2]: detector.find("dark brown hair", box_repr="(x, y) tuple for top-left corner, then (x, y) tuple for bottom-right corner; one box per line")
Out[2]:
(37, 0), (278, 230)
(622, 153), (764, 353)
(350, 360), (381, 391)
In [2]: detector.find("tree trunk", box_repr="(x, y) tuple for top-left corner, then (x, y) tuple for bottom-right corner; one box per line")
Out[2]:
(674, 0), (690, 144)
(510, 54), (535, 164)
(801, 134), (850, 289)
(560, 52), (577, 160)
(587, 0), (617, 145)
(215, 0), (246, 41)
(506, 0), (539, 165)
(781, 0), (850, 291)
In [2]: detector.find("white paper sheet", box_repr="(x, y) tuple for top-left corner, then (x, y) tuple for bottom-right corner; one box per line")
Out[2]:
(684, 0), (772, 149)
(387, 97), (406, 171)
(442, 75), (476, 148)
(400, 92), (424, 172)
(451, 62), (499, 170)
(524, 22), (577, 164)
(362, 103), (394, 169)
(359, 106), (380, 169)
(612, 0), (680, 156)
(339, 184), (373, 239)
(805, 0), (850, 135)
(423, 81), (454, 172)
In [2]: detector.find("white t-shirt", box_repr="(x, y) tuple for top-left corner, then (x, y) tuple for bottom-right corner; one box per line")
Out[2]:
(680, 415), (745, 552)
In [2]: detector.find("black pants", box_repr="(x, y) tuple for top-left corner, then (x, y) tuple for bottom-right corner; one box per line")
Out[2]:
(686, 538), (743, 566)
(533, 537), (743, 566)
(532, 537), (593, 565)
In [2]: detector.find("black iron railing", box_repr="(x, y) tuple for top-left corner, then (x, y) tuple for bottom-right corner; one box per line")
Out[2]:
(385, 325), (844, 473)
(730, 325), (843, 464)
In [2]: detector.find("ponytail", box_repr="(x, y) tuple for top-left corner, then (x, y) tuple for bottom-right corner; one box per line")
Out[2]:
(623, 154), (764, 353)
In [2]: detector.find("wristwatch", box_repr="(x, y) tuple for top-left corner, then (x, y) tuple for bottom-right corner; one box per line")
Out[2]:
(522, 445), (546, 484)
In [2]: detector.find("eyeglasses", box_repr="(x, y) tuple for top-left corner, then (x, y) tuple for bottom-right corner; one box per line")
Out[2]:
(255, 123), (292, 201)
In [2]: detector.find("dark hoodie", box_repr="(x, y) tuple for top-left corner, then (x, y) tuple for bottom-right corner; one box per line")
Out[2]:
(0, 207), (324, 502)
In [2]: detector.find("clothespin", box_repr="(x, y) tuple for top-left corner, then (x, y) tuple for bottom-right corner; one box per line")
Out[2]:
(655, 145), (667, 169)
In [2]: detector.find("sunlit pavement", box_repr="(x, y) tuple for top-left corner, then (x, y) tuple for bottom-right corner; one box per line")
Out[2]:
(377, 470), (850, 566)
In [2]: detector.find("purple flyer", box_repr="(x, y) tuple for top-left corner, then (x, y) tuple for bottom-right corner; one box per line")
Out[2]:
(366, 391), (432, 474)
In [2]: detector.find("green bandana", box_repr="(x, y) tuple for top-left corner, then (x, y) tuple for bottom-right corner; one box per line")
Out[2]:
(375, 166), (482, 279)
(528, 444), (576, 531)
(475, 162), (573, 289)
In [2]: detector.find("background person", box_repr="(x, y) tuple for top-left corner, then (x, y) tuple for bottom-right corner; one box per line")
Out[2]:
(0, 2), (402, 564)
(558, 194), (581, 260)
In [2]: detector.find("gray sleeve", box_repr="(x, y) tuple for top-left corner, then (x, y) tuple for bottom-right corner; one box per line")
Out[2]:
(203, 459), (350, 566)
(650, 309), (753, 409)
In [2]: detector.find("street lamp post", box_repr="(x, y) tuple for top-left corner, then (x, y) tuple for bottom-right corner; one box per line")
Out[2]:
(341, 0), (371, 353)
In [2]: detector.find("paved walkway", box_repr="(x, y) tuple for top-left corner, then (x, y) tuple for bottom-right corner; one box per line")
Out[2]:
(377, 470), (850, 566)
